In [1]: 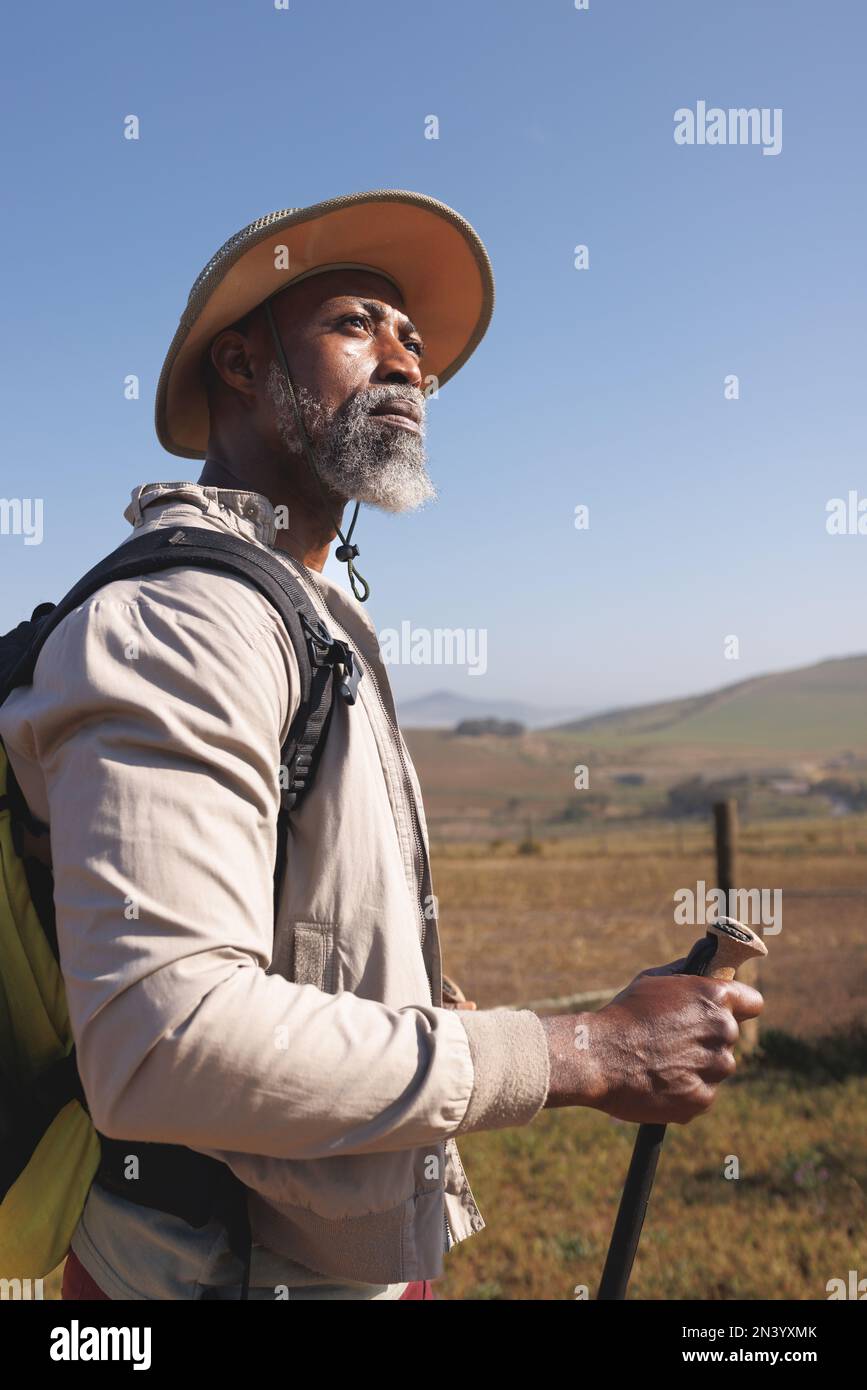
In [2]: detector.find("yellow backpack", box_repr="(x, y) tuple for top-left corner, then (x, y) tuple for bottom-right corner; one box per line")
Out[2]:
(0, 742), (100, 1279)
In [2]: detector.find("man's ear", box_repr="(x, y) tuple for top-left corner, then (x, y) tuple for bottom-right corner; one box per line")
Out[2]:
(210, 328), (258, 391)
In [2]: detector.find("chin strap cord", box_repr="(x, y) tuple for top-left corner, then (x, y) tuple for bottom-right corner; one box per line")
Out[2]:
(263, 299), (370, 602)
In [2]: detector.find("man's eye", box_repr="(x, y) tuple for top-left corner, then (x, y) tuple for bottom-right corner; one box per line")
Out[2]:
(341, 315), (423, 357)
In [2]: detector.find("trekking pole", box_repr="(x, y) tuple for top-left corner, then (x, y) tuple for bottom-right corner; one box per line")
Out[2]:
(597, 916), (767, 1300)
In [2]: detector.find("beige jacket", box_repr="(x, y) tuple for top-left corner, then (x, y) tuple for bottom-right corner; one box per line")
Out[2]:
(0, 482), (550, 1284)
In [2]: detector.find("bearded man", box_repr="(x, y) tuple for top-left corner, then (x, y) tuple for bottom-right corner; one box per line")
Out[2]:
(0, 191), (760, 1301)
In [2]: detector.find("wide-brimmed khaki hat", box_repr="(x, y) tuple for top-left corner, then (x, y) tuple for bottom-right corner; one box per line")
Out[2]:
(155, 189), (495, 459)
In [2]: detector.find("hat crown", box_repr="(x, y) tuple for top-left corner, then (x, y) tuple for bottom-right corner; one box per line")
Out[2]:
(188, 207), (302, 305)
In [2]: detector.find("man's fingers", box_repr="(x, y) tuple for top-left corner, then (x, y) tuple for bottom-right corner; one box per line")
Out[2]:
(718, 980), (764, 1021)
(640, 956), (689, 977)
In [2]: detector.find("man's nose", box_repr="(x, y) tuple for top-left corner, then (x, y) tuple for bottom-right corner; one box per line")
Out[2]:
(373, 336), (423, 390)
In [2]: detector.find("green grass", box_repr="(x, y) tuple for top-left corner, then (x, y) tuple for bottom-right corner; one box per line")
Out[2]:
(439, 1033), (867, 1301)
(558, 654), (867, 753)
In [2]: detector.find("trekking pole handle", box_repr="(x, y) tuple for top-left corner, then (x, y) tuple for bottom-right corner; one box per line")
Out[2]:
(702, 916), (768, 981)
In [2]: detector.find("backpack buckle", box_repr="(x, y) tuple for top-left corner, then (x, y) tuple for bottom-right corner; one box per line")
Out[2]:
(336, 647), (360, 705)
(300, 615), (362, 704)
(300, 613), (335, 666)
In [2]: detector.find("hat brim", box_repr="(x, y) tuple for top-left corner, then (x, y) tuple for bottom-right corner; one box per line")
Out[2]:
(155, 190), (495, 459)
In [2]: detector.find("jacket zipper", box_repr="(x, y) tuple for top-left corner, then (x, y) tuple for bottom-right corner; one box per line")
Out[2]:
(362, 675), (429, 949)
(280, 559), (468, 1248)
(292, 569), (432, 961)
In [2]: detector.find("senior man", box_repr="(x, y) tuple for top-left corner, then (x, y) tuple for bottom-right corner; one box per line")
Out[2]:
(0, 191), (761, 1301)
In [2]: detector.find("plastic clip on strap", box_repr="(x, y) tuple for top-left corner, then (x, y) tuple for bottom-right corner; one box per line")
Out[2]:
(280, 615), (362, 810)
(300, 613), (361, 704)
(336, 646), (360, 704)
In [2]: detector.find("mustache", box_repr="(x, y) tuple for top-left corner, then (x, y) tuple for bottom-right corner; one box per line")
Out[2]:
(344, 383), (426, 428)
(266, 363), (427, 448)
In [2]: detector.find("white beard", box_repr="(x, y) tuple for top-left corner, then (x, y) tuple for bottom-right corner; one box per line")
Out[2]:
(265, 361), (436, 514)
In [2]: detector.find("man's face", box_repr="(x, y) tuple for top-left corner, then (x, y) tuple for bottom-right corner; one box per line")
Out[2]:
(258, 269), (434, 513)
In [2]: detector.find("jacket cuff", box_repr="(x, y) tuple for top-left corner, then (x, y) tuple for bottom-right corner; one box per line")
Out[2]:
(453, 1008), (550, 1134)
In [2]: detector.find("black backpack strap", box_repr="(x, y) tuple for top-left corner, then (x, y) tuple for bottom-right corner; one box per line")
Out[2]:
(4, 525), (361, 817)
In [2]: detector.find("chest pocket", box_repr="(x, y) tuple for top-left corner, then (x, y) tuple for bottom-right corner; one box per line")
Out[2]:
(269, 920), (337, 993)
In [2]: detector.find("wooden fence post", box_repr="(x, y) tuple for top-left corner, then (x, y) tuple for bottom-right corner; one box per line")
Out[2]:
(713, 799), (760, 1053)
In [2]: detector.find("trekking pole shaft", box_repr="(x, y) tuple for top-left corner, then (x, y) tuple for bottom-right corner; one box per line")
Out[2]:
(597, 1122), (666, 1300)
(596, 917), (767, 1300)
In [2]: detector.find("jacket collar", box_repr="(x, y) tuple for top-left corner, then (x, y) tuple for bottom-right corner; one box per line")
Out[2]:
(125, 482), (278, 546)
(124, 481), (384, 656)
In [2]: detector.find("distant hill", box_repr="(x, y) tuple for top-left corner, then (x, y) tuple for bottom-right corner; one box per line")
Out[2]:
(396, 688), (590, 730)
(402, 650), (867, 834)
(552, 654), (867, 753)
(402, 654), (867, 839)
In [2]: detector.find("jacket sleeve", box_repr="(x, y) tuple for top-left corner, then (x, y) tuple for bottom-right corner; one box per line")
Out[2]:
(8, 572), (548, 1160)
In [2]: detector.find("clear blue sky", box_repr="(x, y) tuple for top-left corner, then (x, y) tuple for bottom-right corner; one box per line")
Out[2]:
(1, 0), (864, 714)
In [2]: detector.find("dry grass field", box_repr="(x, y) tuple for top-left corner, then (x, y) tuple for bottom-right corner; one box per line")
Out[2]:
(431, 813), (866, 1299)
(432, 816), (867, 1035)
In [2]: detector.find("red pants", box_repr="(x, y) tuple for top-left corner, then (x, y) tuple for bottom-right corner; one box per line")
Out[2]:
(62, 1248), (434, 1300)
